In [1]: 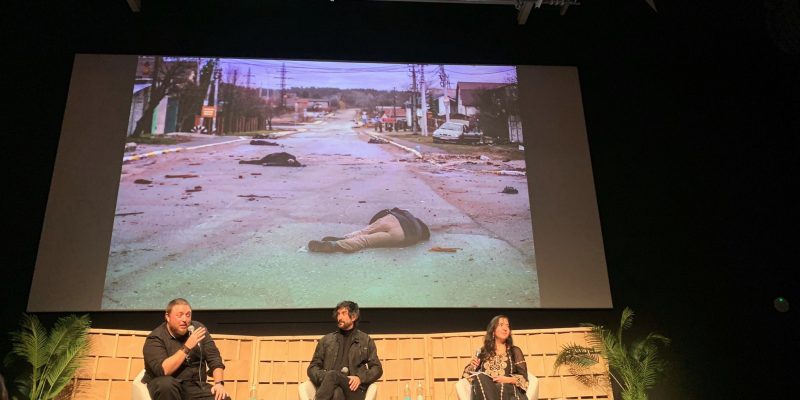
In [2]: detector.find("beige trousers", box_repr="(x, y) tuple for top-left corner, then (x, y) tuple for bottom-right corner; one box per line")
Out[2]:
(335, 214), (406, 252)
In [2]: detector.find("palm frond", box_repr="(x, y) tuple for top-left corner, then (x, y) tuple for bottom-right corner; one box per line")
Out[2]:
(6, 314), (92, 400)
(554, 307), (670, 400)
(618, 307), (634, 344)
(584, 324), (604, 349)
(8, 314), (48, 399)
(569, 367), (601, 387)
(553, 343), (599, 372)
(40, 316), (91, 399)
(9, 314), (48, 368)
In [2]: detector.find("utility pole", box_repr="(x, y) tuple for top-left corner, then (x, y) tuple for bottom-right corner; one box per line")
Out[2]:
(392, 87), (396, 118)
(439, 65), (450, 123)
(211, 68), (221, 134)
(419, 64), (428, 137)
(409, 64), (417, 133)
(244, 68), (256, 88)
(201, 63), (210, 132)
(279, 63), (287, 109)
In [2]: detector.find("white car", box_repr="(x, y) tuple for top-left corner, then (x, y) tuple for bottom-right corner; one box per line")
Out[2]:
(432, 119), (482, 143)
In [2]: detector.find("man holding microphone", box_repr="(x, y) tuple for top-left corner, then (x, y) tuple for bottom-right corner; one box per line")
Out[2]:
(142, 298), (229, 400)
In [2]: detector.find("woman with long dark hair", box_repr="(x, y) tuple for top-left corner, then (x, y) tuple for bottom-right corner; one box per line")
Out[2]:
(462, 315), (528, 400)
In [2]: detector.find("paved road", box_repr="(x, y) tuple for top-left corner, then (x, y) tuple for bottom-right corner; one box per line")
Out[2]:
(104, 110), (538, 309)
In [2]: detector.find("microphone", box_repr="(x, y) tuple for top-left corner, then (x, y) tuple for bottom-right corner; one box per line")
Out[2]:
(474, 348), (482, 372)
(187, 325), (202, 349)
(188, 324), (204, 382)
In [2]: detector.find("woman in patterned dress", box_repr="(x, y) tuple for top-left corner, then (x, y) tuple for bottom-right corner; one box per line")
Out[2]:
(463, 315), (528, 400)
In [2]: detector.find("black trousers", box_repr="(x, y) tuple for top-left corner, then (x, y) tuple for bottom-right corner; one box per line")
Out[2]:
(314, 370), (367, 400)
(147, 376), (231, 400)
(471, 374), (525, 400)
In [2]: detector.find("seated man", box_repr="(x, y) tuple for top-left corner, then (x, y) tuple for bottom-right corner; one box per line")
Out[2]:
(142, 298), (230, 400)
(308, 207), (430, 253)
(307, 301), (383, 400)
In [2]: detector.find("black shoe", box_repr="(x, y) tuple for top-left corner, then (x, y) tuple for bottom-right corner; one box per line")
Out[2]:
(308, 240), (341, 253)
(321, 236), (345, 242)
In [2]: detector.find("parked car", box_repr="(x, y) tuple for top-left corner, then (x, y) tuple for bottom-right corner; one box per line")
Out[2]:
(432, 119), (482, 144)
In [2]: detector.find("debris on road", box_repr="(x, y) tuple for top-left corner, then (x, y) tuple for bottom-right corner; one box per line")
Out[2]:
(429, 246), (461, 253)
(501, 186), (519, 194)
(249, 140), (279, 146)
(421, 153), (527, 175)
(124, 142), (137, 152)
(134, 179), (153, 185)
(368, 137), (389, 144)
(115, 211), (144, 217)
(237, 194), (284, 199)
(239, 152), (304, 167)
(165, 174), (199, 179)
(185, 186), (203, 193)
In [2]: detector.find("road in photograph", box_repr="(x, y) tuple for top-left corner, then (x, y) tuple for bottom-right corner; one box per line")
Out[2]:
(103, 110), (537, 309)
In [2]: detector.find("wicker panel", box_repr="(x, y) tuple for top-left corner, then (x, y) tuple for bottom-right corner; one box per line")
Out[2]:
(75, 327), (613, 400)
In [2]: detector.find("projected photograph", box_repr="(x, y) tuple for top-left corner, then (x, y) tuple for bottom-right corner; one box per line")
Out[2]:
(102, 56), (537, 310)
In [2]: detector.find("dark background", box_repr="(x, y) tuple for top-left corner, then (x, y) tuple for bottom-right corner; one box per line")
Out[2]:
(3, 1), (798, 398)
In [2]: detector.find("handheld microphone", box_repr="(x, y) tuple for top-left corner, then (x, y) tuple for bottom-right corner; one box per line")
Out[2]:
(187, 325), (202, 349)
(474, 348), (482, 371)
(187, 324), (204, 382)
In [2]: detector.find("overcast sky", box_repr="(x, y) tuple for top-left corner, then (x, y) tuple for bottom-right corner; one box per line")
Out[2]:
(210, 58), (517, 91)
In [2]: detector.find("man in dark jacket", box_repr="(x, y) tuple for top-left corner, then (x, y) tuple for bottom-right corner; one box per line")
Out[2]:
(308, 207), (430, 253)
(142, 298), (229, 400)
(307, 301), (382, 400)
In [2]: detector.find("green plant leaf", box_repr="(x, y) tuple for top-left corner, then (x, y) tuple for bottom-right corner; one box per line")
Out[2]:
(553, 307), (670, 400)
(6, 313), (91, 400)
(553, 343), (599, 371)
(40, 315), (91, 399)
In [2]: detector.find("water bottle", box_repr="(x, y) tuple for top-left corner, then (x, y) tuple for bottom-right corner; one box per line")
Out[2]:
(403, 383), (411, 400)
(416, 381), (424, 400)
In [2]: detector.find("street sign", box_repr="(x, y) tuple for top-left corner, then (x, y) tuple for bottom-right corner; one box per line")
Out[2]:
(201, 106), (216, 118)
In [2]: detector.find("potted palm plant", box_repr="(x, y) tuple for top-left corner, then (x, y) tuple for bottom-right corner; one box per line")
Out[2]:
(553, 307), (670, 400)
(4, 314), (91, 400)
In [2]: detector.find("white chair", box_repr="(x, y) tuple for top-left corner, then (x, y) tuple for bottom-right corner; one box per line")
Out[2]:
(298, 380), (379, 400)
(131, 369), (152, 400)
(455, 373), (538, 400)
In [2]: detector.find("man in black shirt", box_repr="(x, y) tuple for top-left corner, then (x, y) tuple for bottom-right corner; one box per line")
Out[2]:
(142, 298), (229, 400)
(307, 301), (383, 400)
